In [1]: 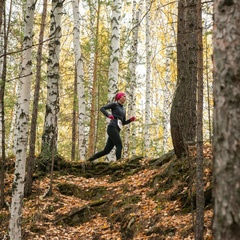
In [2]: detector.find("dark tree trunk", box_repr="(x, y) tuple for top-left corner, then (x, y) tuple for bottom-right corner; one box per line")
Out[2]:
(0, 0), (3, 32)
(0, 0), (6, 208)
(213, 1), (240, 239)
(25, 0), (47, 196)
(88, 1), (100, 158)
(195, 0), (204, 239)
(0, 0), (11, 208)
(170, 0), (198, 158)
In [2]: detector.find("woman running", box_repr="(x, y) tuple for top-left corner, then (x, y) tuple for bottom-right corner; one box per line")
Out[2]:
(88, 92), (136, 161)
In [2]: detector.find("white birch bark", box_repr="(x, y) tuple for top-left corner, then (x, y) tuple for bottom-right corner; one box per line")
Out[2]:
(144, 0), (151, 156)
(107, 0), (122, 161)
(8, 0), (35, 238)
(41, 0), (63, 161)
(72, 0), (86, 160)
(108, 0), (121, 100)
(124, 1), (139, 158)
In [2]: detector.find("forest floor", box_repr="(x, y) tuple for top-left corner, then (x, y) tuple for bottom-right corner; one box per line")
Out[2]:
(0, 144), (213, 240)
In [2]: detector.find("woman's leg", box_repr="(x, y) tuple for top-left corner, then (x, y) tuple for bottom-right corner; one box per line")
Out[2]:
(88, 134), (114, 161)
(107, 126), (123, 160)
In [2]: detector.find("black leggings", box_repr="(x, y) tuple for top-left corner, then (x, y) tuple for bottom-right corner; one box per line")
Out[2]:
(91, 126), (123, 160)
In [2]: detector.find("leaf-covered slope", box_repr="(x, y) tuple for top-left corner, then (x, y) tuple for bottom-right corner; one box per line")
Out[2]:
(0, 145), (213, 239)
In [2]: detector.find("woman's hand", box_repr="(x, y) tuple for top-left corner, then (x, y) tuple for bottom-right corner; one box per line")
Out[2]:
(130, 116), (136, 122)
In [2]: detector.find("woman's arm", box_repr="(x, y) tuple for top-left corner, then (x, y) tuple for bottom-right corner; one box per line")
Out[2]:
(100, 102), (116, 118)
(123, 116), (136, 125)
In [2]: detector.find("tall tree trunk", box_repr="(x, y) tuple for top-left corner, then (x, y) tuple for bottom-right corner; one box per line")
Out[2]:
(106, 0), (122, 161)
(0, 16), (4, 209)
(0, 0), (13, 206)
(88, 0), (100, 158)
(41, 0), (63, 171)
(124, 0), (138, 158)
(108, 0), (121, 100)
(0, 0), (3, 32)
(86, 0), (96, 155)
(213, 1), (240, 239)
(170, 0), (186, 158)
(195, 0), (204, 238)
(144, 0), (151, 156)
(25, 0), (47, 197)
(0, 0), (8, 208)
(72, 0), (86, 160)
(9, 0), (35, 238)
(170, 0), (197, 158)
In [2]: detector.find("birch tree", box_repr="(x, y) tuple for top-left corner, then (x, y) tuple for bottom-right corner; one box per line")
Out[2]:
(124, 0), (139, 157)
(41, 0), (64, 170)
(25, 0), (48, 197)
(144, 0), (151, 156)
(106, 0), (122, 161)
(213, 1), (240, 239)
(8, 0), (35, 238)
(72, 0), (86, 160)
(108, 0), (121, 100)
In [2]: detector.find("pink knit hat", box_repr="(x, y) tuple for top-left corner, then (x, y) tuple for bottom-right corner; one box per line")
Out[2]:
(115, 92), (125, 101)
